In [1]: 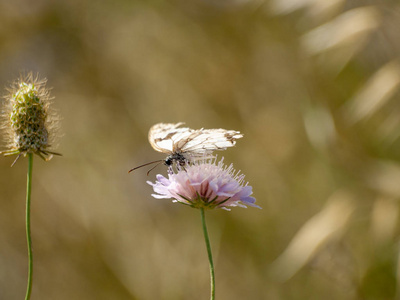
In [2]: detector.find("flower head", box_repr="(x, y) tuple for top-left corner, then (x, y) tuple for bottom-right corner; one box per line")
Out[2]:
(1, 73), (61, 166)
(147, 157), (260, 210)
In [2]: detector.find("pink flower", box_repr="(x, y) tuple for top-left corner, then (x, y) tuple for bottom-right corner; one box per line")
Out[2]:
(147, 158), (260, 210)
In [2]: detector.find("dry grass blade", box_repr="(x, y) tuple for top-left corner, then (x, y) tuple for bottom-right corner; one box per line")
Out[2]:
(270, 191), (354, 281)
(343, 60), (400, 123)
(301, 6), (380, 55)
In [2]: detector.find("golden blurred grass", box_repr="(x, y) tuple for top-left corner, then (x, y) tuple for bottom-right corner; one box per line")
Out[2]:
(1, 0), (400, 299)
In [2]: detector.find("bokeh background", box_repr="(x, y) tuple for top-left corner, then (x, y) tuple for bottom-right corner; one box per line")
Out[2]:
(1, 0), (400, 299)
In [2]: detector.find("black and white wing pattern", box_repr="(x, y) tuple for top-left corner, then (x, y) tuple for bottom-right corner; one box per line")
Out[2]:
(148, 122), (243, 166)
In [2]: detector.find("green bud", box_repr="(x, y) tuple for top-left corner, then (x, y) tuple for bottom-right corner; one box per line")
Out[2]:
(1, 73), (61, 166)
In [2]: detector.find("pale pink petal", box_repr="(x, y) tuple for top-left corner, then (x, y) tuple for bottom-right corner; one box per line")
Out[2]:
(147, 157), (260, 210)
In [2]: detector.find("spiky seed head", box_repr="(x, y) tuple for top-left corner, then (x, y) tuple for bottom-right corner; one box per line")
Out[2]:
(1, 73), (61, 166)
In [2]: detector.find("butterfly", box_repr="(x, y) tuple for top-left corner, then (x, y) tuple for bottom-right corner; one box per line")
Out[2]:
(129, 122), (243, 174)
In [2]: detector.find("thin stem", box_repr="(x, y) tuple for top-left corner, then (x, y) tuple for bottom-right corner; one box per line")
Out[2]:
(200, 208), (215, 300)
(25, 153), (33, 300)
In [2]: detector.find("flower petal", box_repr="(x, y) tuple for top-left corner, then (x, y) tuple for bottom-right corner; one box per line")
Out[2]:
(147, 157), (259, 210)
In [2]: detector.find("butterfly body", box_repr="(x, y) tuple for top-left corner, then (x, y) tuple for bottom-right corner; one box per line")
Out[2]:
(164, 152), (187, 166)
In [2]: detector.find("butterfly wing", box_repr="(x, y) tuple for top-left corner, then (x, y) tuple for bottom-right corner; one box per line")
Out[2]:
(148, 122), (191, 154)
(178, 128), (243, 157)
(149, 123), (243, 160)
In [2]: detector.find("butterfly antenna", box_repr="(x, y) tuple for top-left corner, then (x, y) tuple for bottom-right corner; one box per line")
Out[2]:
(146, 161), (163, 176)
(128, 160), (163, 173)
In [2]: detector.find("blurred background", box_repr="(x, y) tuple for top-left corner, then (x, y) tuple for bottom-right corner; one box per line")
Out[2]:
(1, 0), (400, 299)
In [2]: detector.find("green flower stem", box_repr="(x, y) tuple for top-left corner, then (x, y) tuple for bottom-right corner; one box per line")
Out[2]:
(200, 208), (215, 300)
(25, 153), (33, 300)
